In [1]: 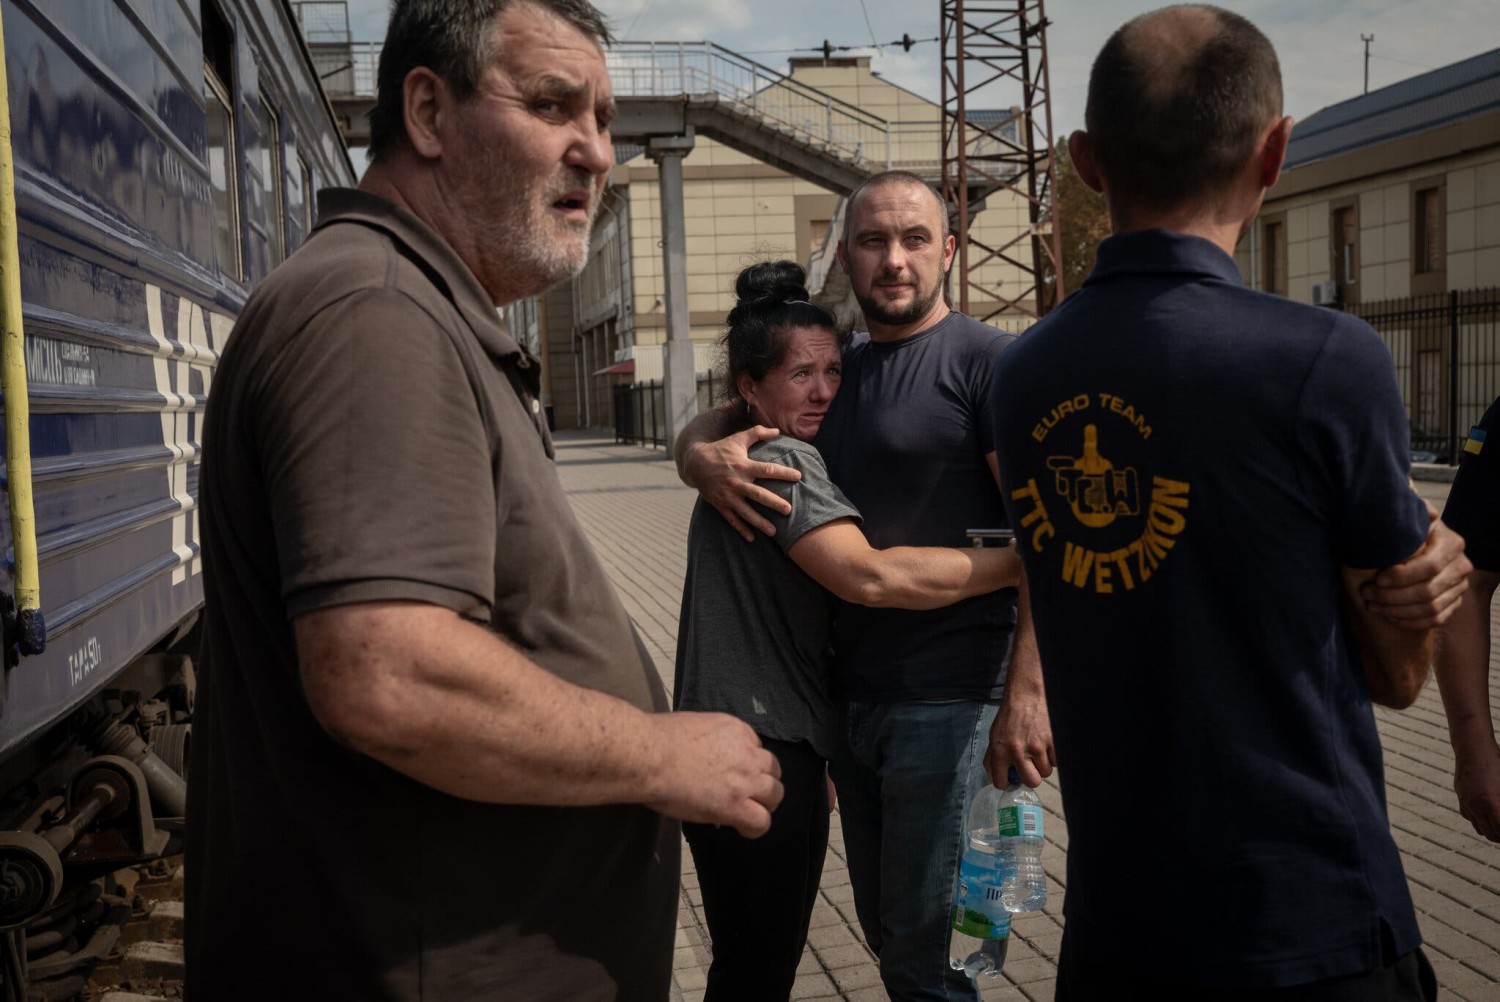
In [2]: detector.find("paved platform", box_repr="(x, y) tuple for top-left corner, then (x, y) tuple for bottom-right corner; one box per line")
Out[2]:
(555, 432), (1500, 1001)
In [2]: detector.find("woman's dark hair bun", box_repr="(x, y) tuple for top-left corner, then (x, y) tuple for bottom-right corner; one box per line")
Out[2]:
(720, 260), (846, 407)
(734, 260), (810, 307)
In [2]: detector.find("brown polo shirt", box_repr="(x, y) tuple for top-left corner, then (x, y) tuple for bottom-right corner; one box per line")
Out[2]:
(187, 188), (677, 1001)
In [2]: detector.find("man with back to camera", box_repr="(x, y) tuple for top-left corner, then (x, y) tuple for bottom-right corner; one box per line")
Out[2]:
(989, 6), (1472, 999)
(185, 2), (784, 999)
(1435, 395), (1500, 843)
(675, 169), (1055, 1000)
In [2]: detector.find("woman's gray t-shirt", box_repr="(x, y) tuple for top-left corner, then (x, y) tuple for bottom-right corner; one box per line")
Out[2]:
(673, 436), (860, 759)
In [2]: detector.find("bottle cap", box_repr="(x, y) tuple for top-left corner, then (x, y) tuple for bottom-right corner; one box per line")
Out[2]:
(1007, 766), (1020, 786)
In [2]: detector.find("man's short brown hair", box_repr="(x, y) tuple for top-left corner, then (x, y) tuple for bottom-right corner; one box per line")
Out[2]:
(1084, 5), (1281, 213)
(842, 170), (951, 245)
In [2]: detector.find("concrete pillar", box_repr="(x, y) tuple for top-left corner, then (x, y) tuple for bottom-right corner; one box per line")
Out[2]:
(647, 134), (698, 447)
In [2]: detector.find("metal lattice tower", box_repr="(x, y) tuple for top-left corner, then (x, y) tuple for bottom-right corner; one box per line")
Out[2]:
(940, 0), (1064, 320)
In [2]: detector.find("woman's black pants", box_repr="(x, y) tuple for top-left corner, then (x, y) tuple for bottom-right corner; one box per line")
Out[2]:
(683, 736), (830, 1002)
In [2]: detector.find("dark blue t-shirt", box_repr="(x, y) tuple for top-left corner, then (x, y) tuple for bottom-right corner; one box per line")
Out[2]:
(815, 311), (1016, 701)
(1443, 396), (1499, 572)
(992, 230), (1428, 989)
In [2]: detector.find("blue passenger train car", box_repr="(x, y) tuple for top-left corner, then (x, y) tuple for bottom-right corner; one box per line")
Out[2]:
(0, 0), (353, 985)
(0, 0), (350, 761)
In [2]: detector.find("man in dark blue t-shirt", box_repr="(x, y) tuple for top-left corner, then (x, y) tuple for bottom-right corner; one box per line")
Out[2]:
(991, 6), (1471, 1000)
(677, 171), (1052, 1000)
(1437, 397), (1500, 843)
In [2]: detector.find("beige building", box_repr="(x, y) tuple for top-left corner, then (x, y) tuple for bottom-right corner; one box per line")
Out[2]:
(535, 54), (1038, 432)
(1237, 48), (1500, 457)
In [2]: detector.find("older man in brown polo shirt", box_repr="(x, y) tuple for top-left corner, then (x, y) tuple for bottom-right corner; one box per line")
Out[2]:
(185, 2), (783, 999)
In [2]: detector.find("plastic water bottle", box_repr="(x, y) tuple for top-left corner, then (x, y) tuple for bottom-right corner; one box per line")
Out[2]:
(948, 784), (1011, 979)
(997, 767), (1047, 913)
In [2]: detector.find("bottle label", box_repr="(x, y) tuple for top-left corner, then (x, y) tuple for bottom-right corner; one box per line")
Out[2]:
(950, 851), (1012, 940)
(997, 804), (1043, 839)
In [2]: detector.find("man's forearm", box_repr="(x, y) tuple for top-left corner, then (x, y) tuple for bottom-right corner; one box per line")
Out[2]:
(1005, 571), (1045, 698)
(1359, 628), (1435, 710)
(298, 602), (781, 834)
(301, 603), (783, 835)
(298, 604), (676, 806)
(1342, 566), (1435, 709)
(984, 569), (1054, 787)
(1436, 570), (1499, 750)
(672, 402), (743, 486)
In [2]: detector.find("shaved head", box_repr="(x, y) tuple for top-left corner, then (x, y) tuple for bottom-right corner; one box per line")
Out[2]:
(843, 171), (949, 245)
(1084, 4), (1281, 213)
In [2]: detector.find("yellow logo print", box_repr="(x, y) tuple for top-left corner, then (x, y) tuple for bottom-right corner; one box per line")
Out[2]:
(1011, 400), (1191, 596)
(1046, 425), (1140, 528)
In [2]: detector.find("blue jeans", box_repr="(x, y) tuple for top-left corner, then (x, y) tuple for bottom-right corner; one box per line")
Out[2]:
(830, 698), (998, 1002)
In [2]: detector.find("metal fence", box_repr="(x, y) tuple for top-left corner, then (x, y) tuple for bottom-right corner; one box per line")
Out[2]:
(612, 377), (724, 449)
(1347, 288), (1500, 463)
(606, 42), (895, 170)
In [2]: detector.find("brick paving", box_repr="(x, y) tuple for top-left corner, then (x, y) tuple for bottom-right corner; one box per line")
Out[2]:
(555, 433), (1500, 1001)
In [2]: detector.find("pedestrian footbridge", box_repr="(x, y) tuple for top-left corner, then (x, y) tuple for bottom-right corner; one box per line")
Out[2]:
(315, 39), (930, 192)
(310, 35), (1005, 446)
(605, 42), (910, 193)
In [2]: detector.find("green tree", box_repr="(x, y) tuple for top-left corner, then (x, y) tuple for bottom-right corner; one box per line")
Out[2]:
(1043, 141), (1111, 310)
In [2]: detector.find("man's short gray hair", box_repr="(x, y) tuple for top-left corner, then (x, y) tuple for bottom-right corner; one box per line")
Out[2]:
(368, 0), (614, 162)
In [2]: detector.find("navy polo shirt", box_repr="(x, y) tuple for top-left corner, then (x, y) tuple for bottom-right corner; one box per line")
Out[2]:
(1444, 395), (1500, 572)
(992, 230), (1427, 989)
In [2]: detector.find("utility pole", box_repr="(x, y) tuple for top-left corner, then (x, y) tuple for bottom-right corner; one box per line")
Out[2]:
(1361, 33), (1374, 94)
(940, 0), (1063, 320)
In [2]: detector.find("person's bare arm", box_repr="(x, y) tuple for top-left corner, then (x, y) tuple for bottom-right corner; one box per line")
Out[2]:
(986, 570), (1054, 787)
(672, 403), (800, 541)
(786, 518), (1020, 609)
(296, 601), (784, 836)
(1341, 564), (1438, 709)
(1436, 567), (1500, 842)
(982, 451), (1054, 788)
(1362, 503), (1471, 629)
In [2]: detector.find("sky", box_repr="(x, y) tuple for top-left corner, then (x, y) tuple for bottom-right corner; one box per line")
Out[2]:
(338, 0), (1500, 136)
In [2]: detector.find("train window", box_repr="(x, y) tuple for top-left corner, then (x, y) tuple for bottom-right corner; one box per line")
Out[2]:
(260, 99), (285, 266)
(203, 2), (241, 279)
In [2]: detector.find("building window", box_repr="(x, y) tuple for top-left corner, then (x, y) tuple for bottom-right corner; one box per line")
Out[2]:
(1412, 180), (1446, 295)
(260, 99), (284, 267)
(1262, 217), (1286, 296)
(1331, 202), (1358, 305)
(203, 2), (240, 279)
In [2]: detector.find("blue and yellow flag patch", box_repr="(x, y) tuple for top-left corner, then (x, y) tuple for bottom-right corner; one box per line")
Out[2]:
(1464, 426), (1487, 455)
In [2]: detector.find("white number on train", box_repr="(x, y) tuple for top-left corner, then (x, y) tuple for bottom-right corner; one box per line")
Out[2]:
(68, 637), (103, 686)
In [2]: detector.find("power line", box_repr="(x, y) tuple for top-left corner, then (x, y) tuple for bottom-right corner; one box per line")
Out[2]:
(732, 34), (939, 59)
(1370, 52), (1436, 71)
(624, 0), (653, 38)
(808, 34), (938, 59)
(856, 0), (879, 49)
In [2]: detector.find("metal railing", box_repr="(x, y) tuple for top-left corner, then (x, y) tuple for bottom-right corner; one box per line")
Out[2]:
(607, 42), (894, 169)
(614, 376), (723, 449)
(1348, 287), (1500, 463)
(807, 196), (848, 296)
(304, 37), (1017, 183)
(292, 1), (351, 44)
(309, 40), (380, 97)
